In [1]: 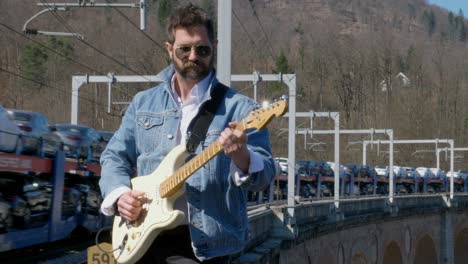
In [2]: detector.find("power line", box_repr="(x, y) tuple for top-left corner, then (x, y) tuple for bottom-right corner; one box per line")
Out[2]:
(247, 0), (276, 61)
(37, 0), (161, 101)
(0, 66), (123, 117)
(39, 0), (156, 82)
(231, 8), (267, 62)
(104, 0), (167, 53)
(0, 21), (97, 74)
(0, 21), (140, 101)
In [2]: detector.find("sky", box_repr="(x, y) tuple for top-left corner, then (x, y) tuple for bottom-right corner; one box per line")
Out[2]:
(427, 0), (468, 17)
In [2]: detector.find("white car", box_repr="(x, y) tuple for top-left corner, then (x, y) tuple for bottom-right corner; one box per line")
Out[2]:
(375, 165), (387, 177)
(392, 166), (408, 178)
(402, 167), (416, 177)
(446, 171), (460, 179)
(429, 168), (446, 179)
(0, 105), (23, 154)
(324, 162), (346, 178)
(415, 167), (434, 178)
(274, 157), (288, 174)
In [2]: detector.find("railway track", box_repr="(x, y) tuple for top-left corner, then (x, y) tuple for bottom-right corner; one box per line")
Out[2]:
(0, 228), (110, 264)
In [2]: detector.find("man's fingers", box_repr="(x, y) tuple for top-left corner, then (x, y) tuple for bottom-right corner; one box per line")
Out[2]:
(228, 121), (238, 129)
(117, 191), (145, 221)
(118, 201), (142, 221)
(131, 190), (145, 198)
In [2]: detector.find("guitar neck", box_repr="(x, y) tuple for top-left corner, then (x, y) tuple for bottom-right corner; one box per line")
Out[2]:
(157, 98), (288, 198)
(159, 140), (223, 198)
(159, 121), (249, 198)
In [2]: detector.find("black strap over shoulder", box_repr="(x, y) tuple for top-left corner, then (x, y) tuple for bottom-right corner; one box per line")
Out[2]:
(186, 83), (228, 153)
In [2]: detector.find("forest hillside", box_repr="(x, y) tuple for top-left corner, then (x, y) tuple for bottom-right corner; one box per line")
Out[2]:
(1, 0), (468, 169)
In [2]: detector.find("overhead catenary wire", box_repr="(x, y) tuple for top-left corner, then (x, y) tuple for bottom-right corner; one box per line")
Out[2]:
(0, 21), (139, 102)
(33, 0), (161, 102)
(231, 8), (266, 62)
(39, 0), (157, 83)
(1, 21), (98, 74)
(0, 66), (123, 118)
(104, 0), (166, 53)
(247, 0), (276, 62)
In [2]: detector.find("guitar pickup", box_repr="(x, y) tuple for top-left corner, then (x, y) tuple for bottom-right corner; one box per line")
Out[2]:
(131, 232), (141, 240)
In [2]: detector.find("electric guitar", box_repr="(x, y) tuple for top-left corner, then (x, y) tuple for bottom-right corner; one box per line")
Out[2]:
(111, 98), (288, 264)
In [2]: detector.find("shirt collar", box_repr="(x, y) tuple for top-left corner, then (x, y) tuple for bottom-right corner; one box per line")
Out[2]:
(171, 71), (214, 106)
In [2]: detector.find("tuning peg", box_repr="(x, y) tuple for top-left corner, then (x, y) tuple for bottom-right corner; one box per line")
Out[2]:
(261, 100), (271, 109)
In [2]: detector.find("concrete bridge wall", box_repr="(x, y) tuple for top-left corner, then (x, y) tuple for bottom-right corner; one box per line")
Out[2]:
(236, 194), (468, 264)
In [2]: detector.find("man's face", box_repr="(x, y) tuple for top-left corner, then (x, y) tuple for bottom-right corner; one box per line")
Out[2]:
(166, 26), (215, 82)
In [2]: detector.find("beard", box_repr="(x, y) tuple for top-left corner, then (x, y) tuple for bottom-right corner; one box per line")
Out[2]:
(172, 55), (214, 82)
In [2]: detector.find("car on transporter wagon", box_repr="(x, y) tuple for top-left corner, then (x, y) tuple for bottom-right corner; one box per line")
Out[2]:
(50, 124), (102, 161)
(0, 105), (23, 154)
(6, 109), (62, 157)
(0, 172), (49, 228)
(0, 192), (13, 233)
(274, 157), (288, 174)
(93, 130), (114, 161)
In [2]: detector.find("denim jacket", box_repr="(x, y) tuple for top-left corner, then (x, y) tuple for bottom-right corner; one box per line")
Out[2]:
(99, 66), (275, 260)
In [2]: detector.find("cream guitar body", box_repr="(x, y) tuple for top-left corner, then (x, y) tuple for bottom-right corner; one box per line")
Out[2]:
(110, 99), (288, 264)
(112, 145), (189, 264)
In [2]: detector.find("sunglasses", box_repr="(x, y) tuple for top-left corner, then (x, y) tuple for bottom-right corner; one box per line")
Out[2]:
(174, 45), (212, 59)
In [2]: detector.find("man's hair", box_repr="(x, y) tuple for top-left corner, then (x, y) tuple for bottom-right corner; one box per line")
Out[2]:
(166, 3), (215, 44)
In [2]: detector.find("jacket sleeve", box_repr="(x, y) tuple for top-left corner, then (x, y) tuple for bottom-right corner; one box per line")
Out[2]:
(235, 100), (276, 192)
(99, 96), (138, 199)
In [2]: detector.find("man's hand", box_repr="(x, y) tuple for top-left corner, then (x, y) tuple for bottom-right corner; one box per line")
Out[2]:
(218, 121), (250, 173)
(116, 190), (145, 222)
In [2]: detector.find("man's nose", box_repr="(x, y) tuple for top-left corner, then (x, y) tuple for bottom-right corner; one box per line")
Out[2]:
(188, 48), (198, 60)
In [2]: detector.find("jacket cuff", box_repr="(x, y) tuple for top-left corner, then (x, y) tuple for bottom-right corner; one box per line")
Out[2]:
(231, 149), (264, 186)
(100, 186), (131, 216)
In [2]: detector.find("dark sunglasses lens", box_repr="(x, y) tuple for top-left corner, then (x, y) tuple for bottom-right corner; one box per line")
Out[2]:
(195, 46), (211, 57)
(175, 46), (211, 59)
(175, 47), (191, 59)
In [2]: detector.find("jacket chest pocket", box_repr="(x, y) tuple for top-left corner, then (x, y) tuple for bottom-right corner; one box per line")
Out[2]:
(136, 113), (165, 153)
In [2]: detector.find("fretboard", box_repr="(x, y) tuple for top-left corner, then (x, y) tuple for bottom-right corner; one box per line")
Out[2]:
(159, 141), (224, 198)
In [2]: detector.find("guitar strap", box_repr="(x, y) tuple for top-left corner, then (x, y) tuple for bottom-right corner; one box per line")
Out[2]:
(186, 82), (228, 154)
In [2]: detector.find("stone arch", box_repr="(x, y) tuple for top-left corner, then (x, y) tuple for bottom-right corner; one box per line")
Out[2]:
(413, 234), (437, 264)
(317, 250), (334, 264)
(337, 244), (345, 264)
(455, 228), (468, 264)
(382, 241), (403, 264)
(350, 235), (376, 264)
(351, 252), (368, 264)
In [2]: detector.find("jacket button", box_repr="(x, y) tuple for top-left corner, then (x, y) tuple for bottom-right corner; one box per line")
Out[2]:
(144, 122), (150, 127)
(167, 134), (174, 139)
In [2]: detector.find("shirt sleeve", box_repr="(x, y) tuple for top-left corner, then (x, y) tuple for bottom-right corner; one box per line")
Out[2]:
(231, 148), (264, 186)
(100, 186), (131, 216)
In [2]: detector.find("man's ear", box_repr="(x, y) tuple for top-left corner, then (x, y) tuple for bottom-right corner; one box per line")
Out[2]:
(165, 42), (173, 59)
